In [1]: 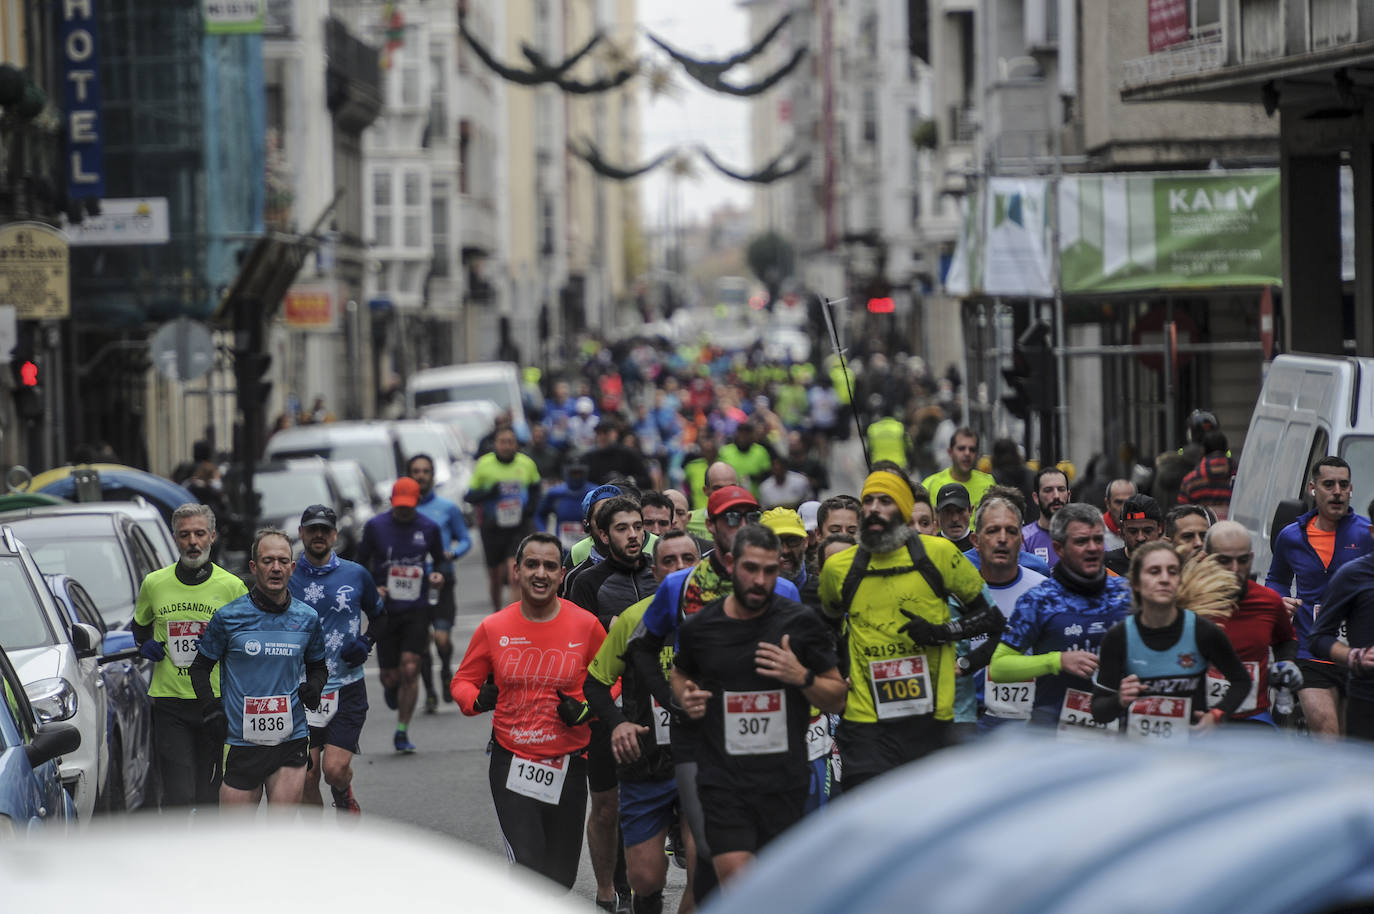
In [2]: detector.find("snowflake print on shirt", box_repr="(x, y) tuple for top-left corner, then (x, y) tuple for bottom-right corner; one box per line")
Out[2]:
(303, 581), (325, 604)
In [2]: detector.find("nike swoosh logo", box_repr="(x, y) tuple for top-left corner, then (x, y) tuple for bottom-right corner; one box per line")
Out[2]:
(569, 642), (583, 648)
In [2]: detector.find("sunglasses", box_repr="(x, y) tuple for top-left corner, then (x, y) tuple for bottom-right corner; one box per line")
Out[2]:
(714, 510), (762, 528)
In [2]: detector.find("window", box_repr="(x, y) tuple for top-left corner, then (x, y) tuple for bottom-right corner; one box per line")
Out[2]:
(862, 90), (878, 145)
(403, 170), (424, 248)
(404, 171), (422, 206)
(400, 262), (424, 292)
(429, 47), (448, 140)
(432, 183), (450, 277)
(459, 120), (473, 194)
(375, 262), (390, 292)
(372, 171), (393, 246)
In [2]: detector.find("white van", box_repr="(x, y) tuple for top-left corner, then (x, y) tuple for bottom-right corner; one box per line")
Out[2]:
(406, 362), (528, 432)
(1229, 354), (1374, 580)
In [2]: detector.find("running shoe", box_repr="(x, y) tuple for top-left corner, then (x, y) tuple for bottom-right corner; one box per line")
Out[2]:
(424, 692), (438, 714)
(383, 683), (398, 710)
(666, 822), (686, 869)
(332, 786), (361, 815)
(394, 730), (416, 753)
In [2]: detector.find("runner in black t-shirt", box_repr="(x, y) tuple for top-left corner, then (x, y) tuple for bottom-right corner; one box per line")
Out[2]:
(671, 524), (846, 886)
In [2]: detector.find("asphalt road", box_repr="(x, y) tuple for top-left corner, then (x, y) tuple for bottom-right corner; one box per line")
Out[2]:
(317, 439), (866, 906)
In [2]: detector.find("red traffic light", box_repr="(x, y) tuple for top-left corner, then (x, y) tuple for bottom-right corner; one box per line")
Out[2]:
(18, 360), (37, 387)
(866, 296), (895, 314)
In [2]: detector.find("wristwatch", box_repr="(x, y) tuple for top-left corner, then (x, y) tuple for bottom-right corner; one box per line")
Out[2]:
(955, 656), (971, 673)
(802, 669), (816, 689)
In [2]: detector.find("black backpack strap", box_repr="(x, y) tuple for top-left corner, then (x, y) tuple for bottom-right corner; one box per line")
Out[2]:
(838, 535), (955, 610)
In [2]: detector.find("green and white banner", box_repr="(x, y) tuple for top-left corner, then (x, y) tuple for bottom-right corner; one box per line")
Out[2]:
(945, 169), (1290, 296)
(1060, 171), (1281, 293)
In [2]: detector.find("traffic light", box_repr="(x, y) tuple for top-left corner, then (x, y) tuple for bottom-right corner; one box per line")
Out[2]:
(1001, 350), (1032, 421)
(10, 350), (42, 421)
(866, 278), (895, 313)
(1001, 319), (1058, 460)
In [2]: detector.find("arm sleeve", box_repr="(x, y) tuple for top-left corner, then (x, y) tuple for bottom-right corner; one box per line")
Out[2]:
(1264, 535), (1294, 596)
(1310, 570), (1358, 660)
(189, 652), (216, 705)
(988, 641), (1061, 683)
(627, 623), (675, 710)
(131, 619), (154, 646)
(360, 569), (382, 625)
(449, 506), (472, 561)
(1199, 618), (1252, 716)
(305, 656), (328, 696)
(1091, 626), (1128, 722)
(427, 526), (448, 570)
(451, 623), (492, 714)
(961, 600), (1006, 673)
(305, 619), (326, 663)
(583, 673), (628, 729)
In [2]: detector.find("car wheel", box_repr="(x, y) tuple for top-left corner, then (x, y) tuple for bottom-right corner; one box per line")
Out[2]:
(98, 732), (126, 815)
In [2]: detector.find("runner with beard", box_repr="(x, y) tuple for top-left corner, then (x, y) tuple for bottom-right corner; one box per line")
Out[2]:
(624, 486), (799, 906)
(672, 524), (845, 884)
(567, 495), (656, 913)
(451, 533), (606, 890)
(819, 471), (999, 788)
(1021, 467), (1069, 568)
(132, 503), (249, 809)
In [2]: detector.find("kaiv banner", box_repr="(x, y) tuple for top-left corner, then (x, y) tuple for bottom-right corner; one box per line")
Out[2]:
(944, 169), (1313, 297)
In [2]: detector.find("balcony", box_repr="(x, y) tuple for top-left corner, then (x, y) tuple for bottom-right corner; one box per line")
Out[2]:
(1122, 23), (1225, 87)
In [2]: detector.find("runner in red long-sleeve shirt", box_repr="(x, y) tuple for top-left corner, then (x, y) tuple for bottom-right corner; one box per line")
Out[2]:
(451, 532), (605, 890)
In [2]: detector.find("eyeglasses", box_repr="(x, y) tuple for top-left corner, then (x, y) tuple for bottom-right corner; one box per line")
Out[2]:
(1211, 552), (1252, 567)
(715, 510), (762, 528)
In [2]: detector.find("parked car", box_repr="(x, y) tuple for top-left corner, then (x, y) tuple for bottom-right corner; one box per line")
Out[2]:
(322, 458), (381, 559)
(23, 497), (177, 568)
(0, 641), (80, 835)
(236, 458), (362, 557)
(0, 525), (130, 820)
(0, 507), (164, 631)
(263, 421), (404, 503)
(45, 573), (154, 813)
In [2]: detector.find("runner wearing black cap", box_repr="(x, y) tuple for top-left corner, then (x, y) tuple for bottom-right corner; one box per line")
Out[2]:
(1104, 494), (1163, 576)
(935, 483), (973, 552)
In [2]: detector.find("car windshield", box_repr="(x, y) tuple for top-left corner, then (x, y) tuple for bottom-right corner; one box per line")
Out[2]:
(254, 470), (335, 518)
(20, 534), (133, 628)
(414, 379), (512, 411)
(0, 556), (56, 650)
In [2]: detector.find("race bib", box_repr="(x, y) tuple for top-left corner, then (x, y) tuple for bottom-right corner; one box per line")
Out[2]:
(505, 753), (568, 805)
(724, 690), (787, 756)
(387, 564), (423, 601)
(242, 695), (291, 746)
(1127, 696), (1191, 743)
(166, 619), (206, 669)
(868, 655), (933, 720)
(1056, 688), (1113, 741)
(305, 690), (339, 729)
(651, 696), (672, 746)
(558, 521), (583, 549)
(985, 679), (1036, 719)
(806, 713), (831, 761)
(1206, 662), (1259, 713)
(496, 481), (523, 528)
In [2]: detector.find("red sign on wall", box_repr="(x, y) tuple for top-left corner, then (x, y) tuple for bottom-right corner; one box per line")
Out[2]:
(1148, 0), (1190, 52)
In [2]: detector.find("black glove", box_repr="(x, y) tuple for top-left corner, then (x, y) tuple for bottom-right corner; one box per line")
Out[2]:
(340, 632), (373, 667)
(299, 681), (322, 711)
(201, 699), (227, 736)
(556, 689), (593, 727)
(898, 610), (954, 645)
(474, 679), (499, 713)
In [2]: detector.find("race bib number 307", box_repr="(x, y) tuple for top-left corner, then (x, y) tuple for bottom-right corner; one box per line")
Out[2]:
(868, 655), (933, 719)
(724, 690), (787, 755)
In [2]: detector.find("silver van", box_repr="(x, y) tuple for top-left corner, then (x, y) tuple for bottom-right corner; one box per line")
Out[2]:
(1229, 354), (1374, 579)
